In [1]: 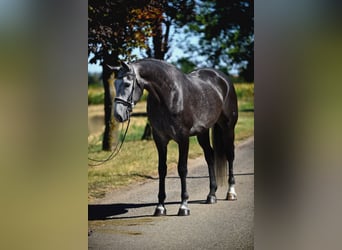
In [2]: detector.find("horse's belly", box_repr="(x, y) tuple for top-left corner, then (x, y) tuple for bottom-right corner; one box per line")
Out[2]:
(189, 125), (206, 135)
(189, 118), (215, 135)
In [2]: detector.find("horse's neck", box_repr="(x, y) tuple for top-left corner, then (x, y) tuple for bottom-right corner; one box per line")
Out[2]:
(136, 61), (171, 86)
(134, 60), (184, 111)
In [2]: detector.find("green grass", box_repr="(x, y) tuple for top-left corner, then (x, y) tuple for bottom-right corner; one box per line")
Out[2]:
(88, 83), (254, 200)
(88, 86), (104, 105)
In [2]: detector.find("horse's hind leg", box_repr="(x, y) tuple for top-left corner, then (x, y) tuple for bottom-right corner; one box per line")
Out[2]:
(225, 127), (237, 200)
(197, 131), (217, 204)
(153, 132), (168, 216)
(177, 138), (190, 216)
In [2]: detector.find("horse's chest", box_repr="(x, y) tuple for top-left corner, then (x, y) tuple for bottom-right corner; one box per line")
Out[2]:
(147, 100), (186, 139)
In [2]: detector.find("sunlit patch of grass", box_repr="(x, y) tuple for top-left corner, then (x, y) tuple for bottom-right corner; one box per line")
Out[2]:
(236, 83), (254, 112)
(235, 83), (254, 99)
(88, 86), (104, 105)
(235, 83), (254, 142)
(235, 112), (254, 142)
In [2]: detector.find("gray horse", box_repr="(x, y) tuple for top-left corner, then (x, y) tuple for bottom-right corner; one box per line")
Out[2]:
(111, 58), (238, 216)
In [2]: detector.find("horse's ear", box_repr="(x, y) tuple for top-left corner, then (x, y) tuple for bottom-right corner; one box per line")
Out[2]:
(106, 64), (120, 71)
(120, 61), (130, 71)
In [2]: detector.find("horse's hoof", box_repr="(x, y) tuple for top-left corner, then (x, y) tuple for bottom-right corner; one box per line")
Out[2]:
(226, 192), (237, 201)
(154, 205), (167, 216)
(206, 195), (217, 204)
(177, 208), (190, 216)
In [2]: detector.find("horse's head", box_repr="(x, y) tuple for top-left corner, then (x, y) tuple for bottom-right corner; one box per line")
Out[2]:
(110, 62), (143, 122)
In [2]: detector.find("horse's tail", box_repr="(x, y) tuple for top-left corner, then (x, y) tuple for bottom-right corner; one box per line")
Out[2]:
(212, 123), (228, 187)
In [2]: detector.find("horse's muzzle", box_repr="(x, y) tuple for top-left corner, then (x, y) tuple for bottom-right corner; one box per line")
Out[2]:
(114, 103), (130, 122)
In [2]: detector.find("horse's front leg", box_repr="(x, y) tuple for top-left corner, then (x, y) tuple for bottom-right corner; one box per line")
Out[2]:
(177, 138), (190, 216)
(153, 133), (168, 216)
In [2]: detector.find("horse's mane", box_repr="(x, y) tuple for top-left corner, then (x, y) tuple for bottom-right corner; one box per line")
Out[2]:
(133, 58), (189, 106)
(135, 58), (186, 84)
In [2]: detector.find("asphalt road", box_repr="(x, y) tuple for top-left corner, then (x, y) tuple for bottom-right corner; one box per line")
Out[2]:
(88, 137), (254, 249)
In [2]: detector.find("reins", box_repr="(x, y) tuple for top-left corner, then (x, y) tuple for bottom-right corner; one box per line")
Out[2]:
(88, 117), (131, 166)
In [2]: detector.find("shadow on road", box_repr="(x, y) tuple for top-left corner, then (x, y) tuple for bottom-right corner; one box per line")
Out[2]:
(88, 200), (207, 220)
(88, 203), (154, 220)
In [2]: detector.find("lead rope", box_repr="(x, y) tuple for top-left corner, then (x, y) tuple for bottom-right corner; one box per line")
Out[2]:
(88, 116), (131, 166)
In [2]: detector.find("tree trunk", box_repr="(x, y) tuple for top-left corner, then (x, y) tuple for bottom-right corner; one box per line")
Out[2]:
(141, 120), (152, 140)
(242, 56), (254, 82)
(102, 55), (119, 151)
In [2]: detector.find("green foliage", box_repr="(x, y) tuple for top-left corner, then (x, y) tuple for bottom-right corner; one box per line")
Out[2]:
(235, 83), (254, 99)
(187, 0), (254, 81)
(88, 0), (152, 65)
(88, 72), (102, 86)
(140, 90), (149, 102)
(88, 0), (196, 65)
(88, 93), (104, 105)
(121, 124), (145, 142)
(235, 83), (254, 112)
(88, 86), (104, 105)
(88, 0), (253, 81)
(173, 57), (196, 73)
(135, 0), (196, 60)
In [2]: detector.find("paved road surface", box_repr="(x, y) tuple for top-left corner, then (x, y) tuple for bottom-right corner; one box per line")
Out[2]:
(89, 137), (254, 249)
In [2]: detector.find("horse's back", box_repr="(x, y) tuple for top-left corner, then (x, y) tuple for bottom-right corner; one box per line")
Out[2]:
(188, 68), (238, 127)
(188, 68), (230, 95)
(188, 68), (236, 100)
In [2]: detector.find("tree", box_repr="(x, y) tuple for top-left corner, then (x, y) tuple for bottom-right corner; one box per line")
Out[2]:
(88, 0), (152, 150)
(188, 0), (254, 81)
(135, 0), (196, 139)
(174, 57), (196, 73)
(143, 0), (195, 60)
(88, 72), (101, 86)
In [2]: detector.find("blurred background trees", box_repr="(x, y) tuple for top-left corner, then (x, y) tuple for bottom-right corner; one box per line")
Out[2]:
(88, 0), (254, 148)
(189, 0), (254, 82)
(89, 0), (152, 150)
